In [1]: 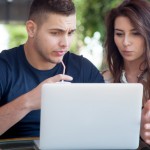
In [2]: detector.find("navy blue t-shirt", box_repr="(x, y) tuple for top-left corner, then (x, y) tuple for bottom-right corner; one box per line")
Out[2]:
(0, 45), (104, 138)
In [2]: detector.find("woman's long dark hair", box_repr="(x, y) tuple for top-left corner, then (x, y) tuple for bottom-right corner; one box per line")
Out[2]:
(105, 0), (150, 102)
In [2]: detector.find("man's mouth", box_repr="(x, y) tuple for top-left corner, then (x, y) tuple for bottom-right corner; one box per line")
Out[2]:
(53, 50), (67, 57)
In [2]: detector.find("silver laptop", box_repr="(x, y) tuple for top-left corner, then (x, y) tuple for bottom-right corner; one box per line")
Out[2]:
(38, 83), (143, 150)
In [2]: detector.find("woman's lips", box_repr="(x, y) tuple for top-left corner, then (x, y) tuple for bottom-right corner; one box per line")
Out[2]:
(122, 50), (133, 55)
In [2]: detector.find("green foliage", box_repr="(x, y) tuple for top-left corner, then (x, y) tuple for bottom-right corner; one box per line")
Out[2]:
(6, 24), (27, 48)
(74, 0), (122, 43)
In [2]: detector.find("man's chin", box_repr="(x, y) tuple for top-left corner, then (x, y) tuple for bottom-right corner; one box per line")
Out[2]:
(51, 59), (63, 64)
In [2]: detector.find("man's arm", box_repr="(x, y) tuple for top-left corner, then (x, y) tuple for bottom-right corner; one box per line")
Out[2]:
(0, 94), (31, 135)
(0, 74), (73, 135)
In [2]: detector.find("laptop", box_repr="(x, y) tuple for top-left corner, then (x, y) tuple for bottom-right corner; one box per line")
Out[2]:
(37, 83), (143, 150)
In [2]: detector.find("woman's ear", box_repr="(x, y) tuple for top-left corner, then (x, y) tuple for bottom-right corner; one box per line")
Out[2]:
(26, 20), (37, 38)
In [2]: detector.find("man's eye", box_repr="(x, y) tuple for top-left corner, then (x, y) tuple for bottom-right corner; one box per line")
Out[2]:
(68, 30), (76, 36)
(51, 32), (59, 35)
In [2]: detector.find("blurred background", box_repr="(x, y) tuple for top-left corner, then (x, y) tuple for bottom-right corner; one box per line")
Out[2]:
(1, 0), (148, 70)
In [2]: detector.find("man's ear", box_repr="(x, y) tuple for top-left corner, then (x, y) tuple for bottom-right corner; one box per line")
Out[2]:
(26, 20), (37, 38)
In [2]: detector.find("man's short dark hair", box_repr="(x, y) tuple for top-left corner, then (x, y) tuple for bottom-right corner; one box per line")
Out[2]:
(28, 0), (75, 24)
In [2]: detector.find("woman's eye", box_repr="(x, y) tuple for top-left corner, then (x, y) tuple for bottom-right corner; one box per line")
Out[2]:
(115, 32), (123, 36)
(132, 32), (140, 36)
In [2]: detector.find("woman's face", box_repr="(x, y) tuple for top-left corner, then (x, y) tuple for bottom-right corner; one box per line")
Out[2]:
(114, 16), (145, 63)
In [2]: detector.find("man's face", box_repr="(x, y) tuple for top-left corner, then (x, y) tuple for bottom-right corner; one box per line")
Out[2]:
(32, 13), (76, 68)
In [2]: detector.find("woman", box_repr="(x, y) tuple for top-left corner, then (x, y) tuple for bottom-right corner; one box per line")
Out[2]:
(102, 0), (150, 149)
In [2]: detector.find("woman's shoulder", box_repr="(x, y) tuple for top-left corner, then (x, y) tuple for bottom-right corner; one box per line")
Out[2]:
(101, 69), (114, 83)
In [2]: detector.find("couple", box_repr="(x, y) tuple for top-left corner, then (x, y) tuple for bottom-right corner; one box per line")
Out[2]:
(0, 0), (150, 149)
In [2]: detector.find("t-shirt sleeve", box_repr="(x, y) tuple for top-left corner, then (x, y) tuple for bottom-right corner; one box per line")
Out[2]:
(0, 58), (11, 100)
(81, 56), (104, 83)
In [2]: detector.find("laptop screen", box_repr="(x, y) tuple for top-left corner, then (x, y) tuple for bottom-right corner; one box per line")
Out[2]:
(39, 83), (143, 149)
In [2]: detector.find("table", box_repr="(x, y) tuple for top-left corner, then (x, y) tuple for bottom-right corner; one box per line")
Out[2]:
(0, 137), (39, 150)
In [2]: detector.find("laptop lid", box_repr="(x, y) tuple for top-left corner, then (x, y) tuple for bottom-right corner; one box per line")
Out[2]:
(39, 83), (143, 149)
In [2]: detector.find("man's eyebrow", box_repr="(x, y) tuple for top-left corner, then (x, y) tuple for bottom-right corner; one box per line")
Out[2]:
(69, 29), (76, 32)
(48, 29), (76, 32)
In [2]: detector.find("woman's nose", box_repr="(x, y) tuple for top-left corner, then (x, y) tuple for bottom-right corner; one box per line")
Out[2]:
(123, 35), (132, 46)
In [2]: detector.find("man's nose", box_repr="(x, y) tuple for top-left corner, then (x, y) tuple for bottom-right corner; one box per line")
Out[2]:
(59, 35), (69, 48)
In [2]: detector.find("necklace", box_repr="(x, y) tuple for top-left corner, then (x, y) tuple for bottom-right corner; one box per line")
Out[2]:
(137, 69), (147, 83)
(120, 69), (147, 83)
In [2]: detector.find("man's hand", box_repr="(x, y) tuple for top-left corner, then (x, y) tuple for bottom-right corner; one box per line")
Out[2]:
(141, 100), (150, 145)
(26, 74), (73, 111)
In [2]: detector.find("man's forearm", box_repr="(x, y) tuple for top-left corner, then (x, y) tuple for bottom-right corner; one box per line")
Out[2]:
(0, 94), (31, 135)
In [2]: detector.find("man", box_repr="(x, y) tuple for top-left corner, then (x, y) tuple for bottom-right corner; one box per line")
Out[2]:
(0, 0), (104, 139)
